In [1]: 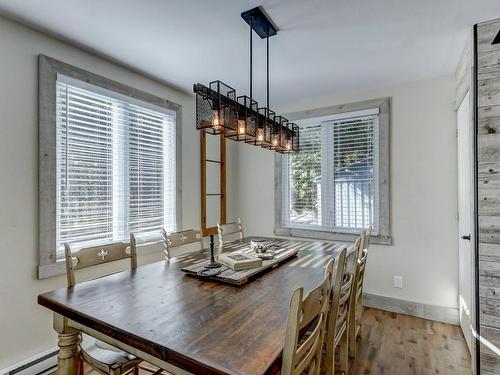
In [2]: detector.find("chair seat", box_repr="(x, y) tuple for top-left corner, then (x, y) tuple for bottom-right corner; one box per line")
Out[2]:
(80, 334), (141, 373)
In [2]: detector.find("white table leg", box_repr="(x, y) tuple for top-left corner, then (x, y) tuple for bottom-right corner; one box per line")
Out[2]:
(54, 313), (81, 375)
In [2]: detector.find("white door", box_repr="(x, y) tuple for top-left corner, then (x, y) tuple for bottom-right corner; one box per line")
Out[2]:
(457, 91), (473, 353)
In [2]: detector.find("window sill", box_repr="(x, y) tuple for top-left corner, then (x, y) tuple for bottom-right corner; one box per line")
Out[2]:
(37, 239), (165, 279)
(273, 226), (392, 245)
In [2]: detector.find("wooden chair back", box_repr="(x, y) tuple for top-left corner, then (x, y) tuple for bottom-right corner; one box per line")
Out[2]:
(348, 227), (372, 358)
(355, 234), (369, 300)
(281, 258), (334, 375)
(361, 224), (373, 252)
(217, 218), (244, 245)
(324, 244), (355, 375)
(161, 228), (204, 260)
(64, 234), (137, 288)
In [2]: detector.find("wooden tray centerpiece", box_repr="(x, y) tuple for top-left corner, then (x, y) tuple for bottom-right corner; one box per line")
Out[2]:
(181, 242), (298, 286)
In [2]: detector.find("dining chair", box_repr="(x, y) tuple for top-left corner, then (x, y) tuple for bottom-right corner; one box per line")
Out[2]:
(281, 258), (335, 375)
(360, 224), (372, 254)
(161, 227), (204, 260)
(348, 226), (372, 358)
(217, 218), (244, 245)
(323, 244), (355, 375)
(64, 235), (142, 375)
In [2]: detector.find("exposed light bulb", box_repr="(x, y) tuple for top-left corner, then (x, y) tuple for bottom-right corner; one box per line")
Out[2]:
(238, 119), (246, 135)
(256, 128), (264, 142)
(213, 110), (221, 130)
(272, 134), (278, 146)
(286, 139), (292, 150)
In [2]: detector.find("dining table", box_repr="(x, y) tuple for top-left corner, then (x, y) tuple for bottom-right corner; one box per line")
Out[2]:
(38, 236), (352, 375)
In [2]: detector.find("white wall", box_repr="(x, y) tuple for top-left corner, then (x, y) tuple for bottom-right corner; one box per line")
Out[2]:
(0, 13), (458, 368)
(0, 16), (236, 368)
(237, 76), (459, 309)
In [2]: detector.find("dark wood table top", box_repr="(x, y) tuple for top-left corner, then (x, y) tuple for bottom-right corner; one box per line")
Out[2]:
(38, 237), (347, 375)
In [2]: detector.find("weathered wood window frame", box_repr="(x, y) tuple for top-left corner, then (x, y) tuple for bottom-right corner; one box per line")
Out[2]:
(274, 98), (391, 245)
(38, 55), (182, 278)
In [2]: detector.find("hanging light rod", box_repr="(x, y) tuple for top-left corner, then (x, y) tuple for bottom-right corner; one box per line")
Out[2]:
(193, 6), (299, 154)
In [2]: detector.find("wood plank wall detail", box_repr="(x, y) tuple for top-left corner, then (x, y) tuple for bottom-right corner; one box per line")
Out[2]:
(477, 18), (500, 375)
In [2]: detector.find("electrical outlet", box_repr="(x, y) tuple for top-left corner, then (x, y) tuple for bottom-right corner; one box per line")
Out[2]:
(394, 276), (403, 289)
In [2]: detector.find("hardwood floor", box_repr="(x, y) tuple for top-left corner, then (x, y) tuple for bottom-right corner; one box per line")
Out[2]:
(74, 308), (472, 375)
(349, 308), (472, 375)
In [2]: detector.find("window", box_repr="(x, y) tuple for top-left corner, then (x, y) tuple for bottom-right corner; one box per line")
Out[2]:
(38, 55), (181, 278)
(55, 76), (176, 257)
(275, 98), (390, 244)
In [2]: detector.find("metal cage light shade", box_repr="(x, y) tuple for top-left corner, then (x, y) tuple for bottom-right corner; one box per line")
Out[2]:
(195, 81), (237, 135)
(278, 117), (290, 151)
(254, 107), (274, 147)
(262, 111), (277, 150)
(226, 95), (258, 142)
(246, 107), (266, 146)
(264, 115), (287, 151)
(277, 122), (299, 154)
(276, 121), (289, 154)
(288, 122), (299, 153)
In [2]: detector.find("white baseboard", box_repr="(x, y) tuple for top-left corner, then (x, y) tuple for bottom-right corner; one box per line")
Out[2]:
(0, 348), (58, 375)
(363, 292), (459, 325)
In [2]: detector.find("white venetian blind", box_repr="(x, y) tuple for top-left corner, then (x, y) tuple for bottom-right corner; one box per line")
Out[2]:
(56, 76), (176, 258)
(331, 115), (376, 230)
(285, 109), (377, 233)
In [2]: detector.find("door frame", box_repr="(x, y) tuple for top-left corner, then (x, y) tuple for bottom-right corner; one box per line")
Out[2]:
(457, 89), (474, 355)
(454, 28), (478, 373)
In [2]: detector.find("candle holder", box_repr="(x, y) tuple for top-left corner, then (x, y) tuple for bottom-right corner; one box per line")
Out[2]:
(205, 235), (222, 268)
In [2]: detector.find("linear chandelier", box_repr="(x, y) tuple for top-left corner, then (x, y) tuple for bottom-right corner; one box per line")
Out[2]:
(193, 6), (299, 154)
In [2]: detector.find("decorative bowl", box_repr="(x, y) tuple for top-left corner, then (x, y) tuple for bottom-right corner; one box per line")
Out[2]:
(250, 239), (270, 253)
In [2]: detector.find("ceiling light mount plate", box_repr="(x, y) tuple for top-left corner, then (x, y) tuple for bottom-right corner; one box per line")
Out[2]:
(241, 6), (278, 39)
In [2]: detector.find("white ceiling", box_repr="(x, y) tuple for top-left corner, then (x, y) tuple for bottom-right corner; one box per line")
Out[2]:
(1, 0), (499, 106)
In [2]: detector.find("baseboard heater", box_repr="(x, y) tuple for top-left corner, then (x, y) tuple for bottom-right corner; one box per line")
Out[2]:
(1, 349), (58, 375)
